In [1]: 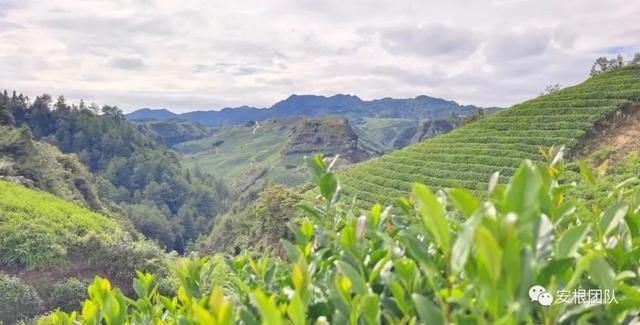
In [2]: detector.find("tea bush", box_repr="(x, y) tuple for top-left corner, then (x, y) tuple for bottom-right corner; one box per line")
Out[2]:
(0, 274), (43, 324)
(38, 151), (640, 324)
(49, 278), (88, 313)
(0, 180), (123, 270)
(340, 65), (640, 208)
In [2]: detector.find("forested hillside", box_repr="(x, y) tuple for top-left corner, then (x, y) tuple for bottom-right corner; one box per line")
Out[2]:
(0, 91), (230, 251)
(0, 125), (103, 210)
(133, 120), (213, 146)
(340, 64), (640, 207)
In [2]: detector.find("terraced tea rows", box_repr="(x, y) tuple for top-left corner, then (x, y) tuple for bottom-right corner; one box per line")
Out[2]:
(340, 65), (640, 207)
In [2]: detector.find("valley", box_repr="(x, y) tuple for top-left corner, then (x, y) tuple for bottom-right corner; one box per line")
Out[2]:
(129, 94), (488, 193)
(1, 12), (640, 321)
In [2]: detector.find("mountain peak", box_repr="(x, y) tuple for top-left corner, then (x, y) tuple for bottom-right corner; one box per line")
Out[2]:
(127, 108), (178, 120)
(126, 93), (490, 127)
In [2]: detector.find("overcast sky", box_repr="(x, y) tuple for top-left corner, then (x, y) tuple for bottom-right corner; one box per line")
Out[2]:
(1, 0), (639, 113)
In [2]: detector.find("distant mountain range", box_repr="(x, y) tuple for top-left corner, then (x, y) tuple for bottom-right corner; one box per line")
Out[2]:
(126, 94), (500, 127)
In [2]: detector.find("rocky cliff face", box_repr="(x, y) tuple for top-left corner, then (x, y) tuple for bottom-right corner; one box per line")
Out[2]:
(411, 119), (460, 143)
(283, 116), (370, 163)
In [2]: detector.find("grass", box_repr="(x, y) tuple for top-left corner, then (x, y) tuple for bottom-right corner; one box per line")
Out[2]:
(340, 65), (640, 207)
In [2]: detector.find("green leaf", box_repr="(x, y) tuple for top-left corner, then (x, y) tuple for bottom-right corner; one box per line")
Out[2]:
(281, 240), (300, 262)
(287, 295), (306, 325)
(335, 261), (367, 295)
(361, 294), (380, 325)
(368, 255), (389, 284)
(193, 305), (216, 324)
(577, 160), (596, 189)
(412, 183), (450, 255)
(318, 173), (338, 201)
(132, 278), (145, 299)
(536, 214), (554, 262)
(253, 289), (283, 325)
(306, 154), (326, 179)
(536, 258), (574, 285)
(505, 161), (541, 218)
(448, 188), (479, 218)
(474, 226), (503, 283)
(411, 294), (444, 325)
(394, 258), (417, 287)
(557, 224), (590, 258)
(396, 197), (413, 215)
(600, 201), (629, 237)
(370, 203), (382, 227)
(588, 256), (615, 290)
(300, 221), (314, 239)
(296, 202), (324, 220)
(451, 211), (482, 274)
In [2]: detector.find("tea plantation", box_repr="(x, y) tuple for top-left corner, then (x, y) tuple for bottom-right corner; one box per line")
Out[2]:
(0, 180), (124, 270)
(340, 65), (640, 206)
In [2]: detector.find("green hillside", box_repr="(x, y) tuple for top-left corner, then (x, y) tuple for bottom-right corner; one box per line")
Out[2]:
(1, 92), (231, 252)
(176, 117), (374, 191)
(0, 180), (123, 271)
(133, 119), (212, 146)
(0, 126), (103, 210)
(340, 65), (640, 206)
(0, 180), (167, 321)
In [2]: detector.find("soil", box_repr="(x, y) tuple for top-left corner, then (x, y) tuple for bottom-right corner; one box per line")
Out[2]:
(572, 102), (640, 163)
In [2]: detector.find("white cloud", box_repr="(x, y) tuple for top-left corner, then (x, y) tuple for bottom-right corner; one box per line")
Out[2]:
(0, 0), (638, 112)
(373, 24), (479, 58)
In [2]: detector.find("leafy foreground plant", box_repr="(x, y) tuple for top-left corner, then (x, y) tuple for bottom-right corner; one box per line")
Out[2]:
(38, 151), (640, 324)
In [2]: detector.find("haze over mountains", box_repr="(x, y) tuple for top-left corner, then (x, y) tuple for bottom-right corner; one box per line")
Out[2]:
(127, 94), (499, 127)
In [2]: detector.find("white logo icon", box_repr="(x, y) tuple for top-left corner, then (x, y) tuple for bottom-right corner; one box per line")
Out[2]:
(529, 285), (554, 306)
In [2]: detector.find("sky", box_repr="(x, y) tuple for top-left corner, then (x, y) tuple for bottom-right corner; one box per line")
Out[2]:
(1, 0), (639, 113)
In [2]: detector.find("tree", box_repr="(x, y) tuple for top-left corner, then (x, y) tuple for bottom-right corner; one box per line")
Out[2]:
(101, 105), (124, 120)
(203, 184), (302, 256)
(29, 94), (55, 137)
(540, 83), (561, 96)
(88, 102), (101, 115)
(590, 54), (627, 76)
(632, 52), (640, 65)
(3, 92), (230, 253)
(54, 95), (70, 114)
(0, 90), (14, 125)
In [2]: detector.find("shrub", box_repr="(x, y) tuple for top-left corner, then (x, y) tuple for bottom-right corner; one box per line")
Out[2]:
(38, 152), (640, 324)
(203, 184), (303, 256)
(0, 180), (123, 270)
(49, 278), (87, 313)
(0, 221), (66, 270)
(0, 274), (43, 324)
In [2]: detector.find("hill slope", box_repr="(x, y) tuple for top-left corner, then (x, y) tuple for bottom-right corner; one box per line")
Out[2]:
(0, 180), (167, 320)
(1, 92), (231, 251)
(0, 126), (103, 210)
(340, 65), (640, 206)
(0, 180), (123, 271)
(177, 116), (373, 192)
(132, 120), (212, 146)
